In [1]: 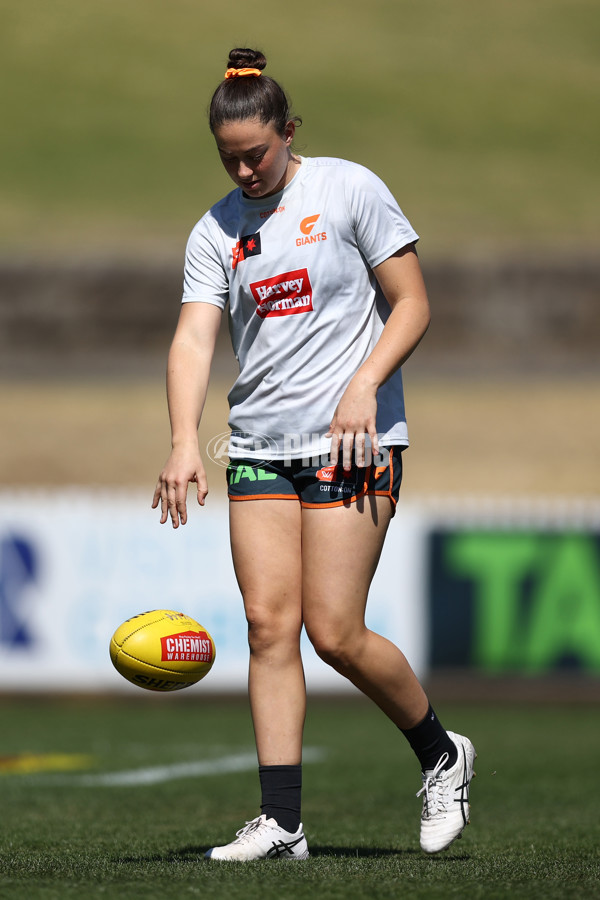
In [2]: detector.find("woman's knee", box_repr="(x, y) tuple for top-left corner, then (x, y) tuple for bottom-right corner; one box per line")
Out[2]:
(305, 617), (363, 672)
(245, 596), (302, 656)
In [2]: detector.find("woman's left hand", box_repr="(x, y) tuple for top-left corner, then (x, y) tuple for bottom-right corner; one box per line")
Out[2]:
(326, 245), (430, 473)
(326, 375), (380, 471)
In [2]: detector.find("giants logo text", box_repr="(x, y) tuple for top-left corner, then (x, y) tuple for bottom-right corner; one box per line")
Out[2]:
(297, 214), (327, 247)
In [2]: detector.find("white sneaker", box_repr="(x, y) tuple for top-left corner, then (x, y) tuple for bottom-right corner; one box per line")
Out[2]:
(417, 731), (476, 853)
(205, 815), (309, 861)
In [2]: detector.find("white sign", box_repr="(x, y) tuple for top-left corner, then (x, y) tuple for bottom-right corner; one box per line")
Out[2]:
(0, 491), (426, 693)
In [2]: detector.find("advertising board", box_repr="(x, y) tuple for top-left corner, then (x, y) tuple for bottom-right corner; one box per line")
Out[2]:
(428, 527), (600, 673)
(0, 491), (423, 692)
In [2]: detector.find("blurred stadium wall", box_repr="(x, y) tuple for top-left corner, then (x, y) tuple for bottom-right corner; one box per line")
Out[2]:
(0, 258), (599, 378)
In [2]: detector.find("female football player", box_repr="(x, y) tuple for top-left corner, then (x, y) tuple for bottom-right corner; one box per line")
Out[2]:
(153, 48), (475, 861)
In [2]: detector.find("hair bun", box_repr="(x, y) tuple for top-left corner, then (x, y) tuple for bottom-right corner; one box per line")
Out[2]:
(227, 48), (267, 72)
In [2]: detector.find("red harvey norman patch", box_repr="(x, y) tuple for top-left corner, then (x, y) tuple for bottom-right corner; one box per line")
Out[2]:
(249, 268), (313, 319)
(160, 630), (213, 662)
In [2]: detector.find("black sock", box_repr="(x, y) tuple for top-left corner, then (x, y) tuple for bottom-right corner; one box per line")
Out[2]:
(400, 704), (458, 772)
(259, 764), (302, 833)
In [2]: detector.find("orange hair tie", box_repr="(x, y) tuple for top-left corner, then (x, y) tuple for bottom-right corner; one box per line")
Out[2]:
(224, 67), (262, 79)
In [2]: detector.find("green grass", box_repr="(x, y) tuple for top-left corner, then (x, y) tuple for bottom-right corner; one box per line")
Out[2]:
(1, 0), (599, 257)
(0, 697), (599, 898)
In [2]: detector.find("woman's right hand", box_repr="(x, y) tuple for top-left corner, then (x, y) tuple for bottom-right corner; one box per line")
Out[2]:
(152, 441), (208, 528)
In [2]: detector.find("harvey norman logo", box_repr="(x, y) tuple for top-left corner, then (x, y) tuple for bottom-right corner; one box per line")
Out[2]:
(250, 268), (313, 319)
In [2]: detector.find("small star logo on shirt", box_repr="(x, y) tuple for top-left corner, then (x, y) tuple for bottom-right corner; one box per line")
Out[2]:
(232, 232), (262, 270)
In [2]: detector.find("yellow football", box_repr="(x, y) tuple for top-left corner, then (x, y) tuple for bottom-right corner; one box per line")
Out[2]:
(109, 609), (216, 692)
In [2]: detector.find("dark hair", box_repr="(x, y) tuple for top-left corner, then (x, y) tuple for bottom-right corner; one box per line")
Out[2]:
(209, 48), (301, 136)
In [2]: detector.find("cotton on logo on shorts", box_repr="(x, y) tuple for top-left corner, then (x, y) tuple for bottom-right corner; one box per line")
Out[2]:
(250, 268), (313, 319)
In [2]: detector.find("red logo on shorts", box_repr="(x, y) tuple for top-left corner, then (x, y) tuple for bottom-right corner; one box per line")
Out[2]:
(160, 631), (213, 662)
(249, 268), (313, 319)
(316, 465), (337, 482)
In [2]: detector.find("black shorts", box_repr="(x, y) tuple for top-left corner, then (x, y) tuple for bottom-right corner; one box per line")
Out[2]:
(227, 446), (403, 514)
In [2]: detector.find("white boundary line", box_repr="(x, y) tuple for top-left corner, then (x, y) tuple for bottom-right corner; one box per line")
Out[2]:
(44, 746), (326, 787)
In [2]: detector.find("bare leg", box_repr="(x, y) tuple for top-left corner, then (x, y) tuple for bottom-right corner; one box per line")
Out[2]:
(229, 499), (305, 765)
(301, 496), (428, 729)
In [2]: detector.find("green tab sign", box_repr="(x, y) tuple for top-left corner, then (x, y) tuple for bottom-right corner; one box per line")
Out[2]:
(429, 531), (600, 673)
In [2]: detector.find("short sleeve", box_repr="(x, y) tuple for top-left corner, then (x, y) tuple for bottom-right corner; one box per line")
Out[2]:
(182, 214), (230, 309)
(345, 166), (419, 270)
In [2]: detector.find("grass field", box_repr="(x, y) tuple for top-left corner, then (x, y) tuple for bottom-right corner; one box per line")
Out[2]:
(1, 0), (598, 257)
(1, 697), (599, 899)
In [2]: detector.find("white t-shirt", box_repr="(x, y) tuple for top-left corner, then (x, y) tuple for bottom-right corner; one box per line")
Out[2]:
(182, 156), (419, 460)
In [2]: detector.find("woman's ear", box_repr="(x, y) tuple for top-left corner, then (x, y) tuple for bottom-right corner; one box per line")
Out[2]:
(283, 120), (296, 147)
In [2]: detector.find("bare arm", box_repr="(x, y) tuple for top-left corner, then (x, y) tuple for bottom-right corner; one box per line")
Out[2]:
(327, 244), (430, 469)
(152, 301), (223, 527)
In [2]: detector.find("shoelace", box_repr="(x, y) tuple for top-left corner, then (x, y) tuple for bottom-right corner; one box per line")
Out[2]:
(233, 816), (264, 844)
(416, 752), (450, 818)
